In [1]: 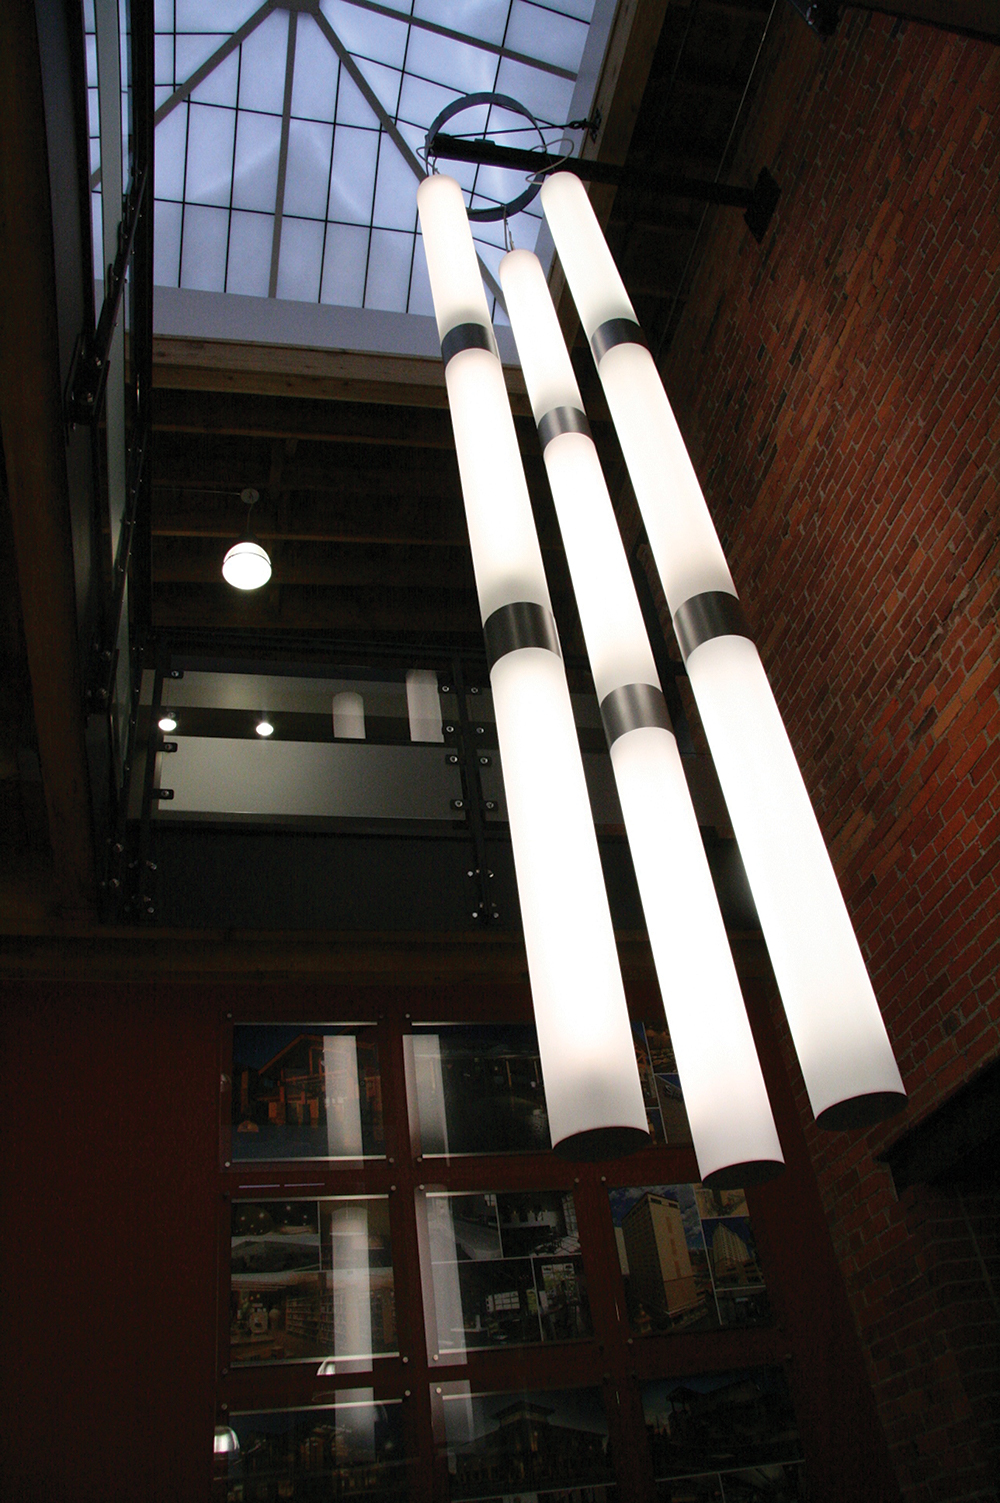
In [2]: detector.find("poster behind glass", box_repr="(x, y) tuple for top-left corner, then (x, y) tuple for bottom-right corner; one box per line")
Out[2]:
(607, 1183), (771, 1335)
(230, 1197), (396, 1367)
(221, 1395), (406, 1502)
(633, 1021), (693, 1146)
(423, 1190), (591, 1355)
(642, 1366), (806, 1501)
(231, 1024), (384, 1162)
(439, 1383), (616, 1501)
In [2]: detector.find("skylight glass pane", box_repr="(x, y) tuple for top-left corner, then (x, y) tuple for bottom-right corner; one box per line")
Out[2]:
(89, 137), (100, 173)
(405, 31), (498, 97)
(372, 140), (419, 232)
(277, 216), (325, 302)
(335, 66), (380, 129)
(86, 31), (98, 86)
(232, 110), (281, 212)
(154, 34), (173, 86)
(284, 119), (334, 219)
(185, 104), (236, 207)
(176, 33), (229, 82)
(407, 233), (435, 318)
(328, 126), (379, 225)
(495, 55), (574, 125)
(88, 86), (101, 138)
(154, 197), (183, 285)
(543, 0), (597, 20)
(175, 0), (260, 30)
(397, 73), (464, 135)
(321, 222), (369, 307)
(155, 104), (188, 200)
(412, 0), (509, 47)
(507, 1), (589, 73)
(155, 85), (173, 110)
(321, 0), (408, 69)
(191, 49), (239, 108)
(365, 227), (413, 312)
(91, 192), (104, 276)
(291, 14), (339, 123)
(238, 9), (289, 115)
(85, 0), (97, 30)
(227, 210), (273, 296)
(153, 0), (172, 27)
(352, 57), (404, 118)
(180, 204), (229, 291)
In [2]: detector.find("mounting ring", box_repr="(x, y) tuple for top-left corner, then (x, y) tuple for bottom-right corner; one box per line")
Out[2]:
(425, 92), (549, 222)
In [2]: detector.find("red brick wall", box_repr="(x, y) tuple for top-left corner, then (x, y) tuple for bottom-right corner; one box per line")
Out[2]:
(652, 9), (1000, 1500)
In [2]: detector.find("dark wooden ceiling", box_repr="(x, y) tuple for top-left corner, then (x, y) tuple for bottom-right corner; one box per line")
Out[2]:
(146, 0), (776, 654)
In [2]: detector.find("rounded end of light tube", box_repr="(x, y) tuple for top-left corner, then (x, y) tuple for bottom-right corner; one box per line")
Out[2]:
(816, 1089), (907, 1131)
(552, 1124), (651, 1163)
(222, 539), (272, 590)
(701, 1158), (785, 1191)
(213, 1427), (240, 1456)
(256, 719), (274, 737)
(158, 714), (177, 733)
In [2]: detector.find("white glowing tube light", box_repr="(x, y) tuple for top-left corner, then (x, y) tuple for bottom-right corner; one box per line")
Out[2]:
(418, 173), (647, 1158)
(500, 247), (782, 1186)
(542, 170), (905, 1129)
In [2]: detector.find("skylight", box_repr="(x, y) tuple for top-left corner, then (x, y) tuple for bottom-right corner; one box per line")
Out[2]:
(86, 0), (613, 345)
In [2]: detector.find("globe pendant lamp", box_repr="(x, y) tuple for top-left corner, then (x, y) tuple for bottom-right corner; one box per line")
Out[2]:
(417, 173), (648, 1160)
(222, 488), (272, 591)
(540, 170), (905, 1131)
(500, 247), (783, 1188)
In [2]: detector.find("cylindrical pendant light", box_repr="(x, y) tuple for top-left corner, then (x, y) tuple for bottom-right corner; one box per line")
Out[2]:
(417, 173), (648, 1159)
(500, 247), (782, 1187)
(541, 170), (905, 1130)
(333, 691), (366, 740)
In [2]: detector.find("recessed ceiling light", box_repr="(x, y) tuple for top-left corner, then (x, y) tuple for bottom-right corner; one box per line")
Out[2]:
(158, 713), (177, 732)
(256, 719), (274, 737)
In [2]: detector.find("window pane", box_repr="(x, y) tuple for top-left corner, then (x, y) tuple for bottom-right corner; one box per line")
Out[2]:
(508, 0), (589, 73)
(226, 209), (272, 295)
(185, 103), (236, 207)
(277, 216), (325, 303)
(176, 0), (260, 29)
(321, 0), (409, 69)
(495, 55), (574, 125)
(405, 30), (497, 96)
(372, 140), (419, 232)
(237, 8), (289, 115)
(175, 32), (228, 82)
(284, 118), (334, 219)
(190, 48), (238, 108)
(328, 126), (379, 224)
(180, 203), (229, 290)
(365, 227), (413, 312)
(423, 1189), (591, 1355)
(154, 197), (182, 285)
(232, 109), (281, 211)
(291, 13), (339, 122)
(230, 1196), (396, 1365)
(231, 1025), (384, 1161)
(321, 222), (368, 307)
(155, 103), (188, 201)
(608, 1183), (772, 1336)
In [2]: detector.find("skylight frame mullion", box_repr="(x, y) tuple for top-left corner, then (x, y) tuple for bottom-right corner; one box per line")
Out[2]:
(268, 8), (299, 299)
(222, 41), (244, 294)
(334, 0), (577, 82)
(318, 54), (344, 304)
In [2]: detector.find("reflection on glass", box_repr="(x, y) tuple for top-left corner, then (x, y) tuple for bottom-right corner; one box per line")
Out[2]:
(608, 1184), (771, 1336)
(230, 1197), (396, 1366)
(411, 1025), (550, 1156)
(232, 1025), (384, 1161)
(641, 1367), (805, 1501)
(438, 1383), (615, 1501)
(633, 1022), (692, 1147)
(422, 1190), (591, 1356)
(406, 668), (444, 742)
(225, 1395), (406, 1501)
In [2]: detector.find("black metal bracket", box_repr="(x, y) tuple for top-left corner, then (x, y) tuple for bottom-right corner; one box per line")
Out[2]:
(66, 162), (148, 428)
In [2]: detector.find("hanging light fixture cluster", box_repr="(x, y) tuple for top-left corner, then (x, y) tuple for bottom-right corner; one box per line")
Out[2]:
(417, 149), (905, 1170)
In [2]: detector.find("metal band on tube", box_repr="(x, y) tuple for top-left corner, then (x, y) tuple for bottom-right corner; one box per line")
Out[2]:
(590, 317), (648, 363)
(484, 600), (561, 671)
(673, 591), (752, 662)
(600, 682), (673, 746)
(537, 405), (592, 451)
(441, 321), (499, 366)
